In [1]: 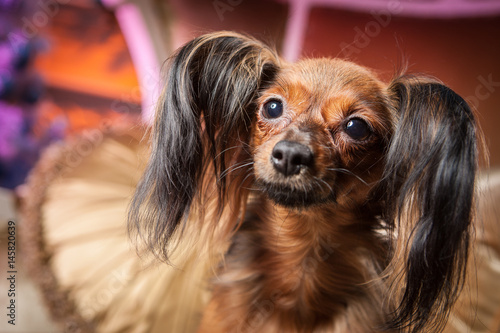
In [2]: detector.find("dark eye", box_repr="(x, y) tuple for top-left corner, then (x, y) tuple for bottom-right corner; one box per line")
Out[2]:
(344, 118), (371, 141)
(262, 99), (283, 119)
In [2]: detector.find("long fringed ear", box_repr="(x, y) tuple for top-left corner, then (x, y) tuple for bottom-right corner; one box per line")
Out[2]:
(383, 76), (478, 332)
(128, 32), (280, 261)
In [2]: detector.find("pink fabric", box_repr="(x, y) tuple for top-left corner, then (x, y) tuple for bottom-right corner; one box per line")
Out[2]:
(286, 0), (500, 19)
(115, 4), (161, 124)
(102, 0), (161, 124)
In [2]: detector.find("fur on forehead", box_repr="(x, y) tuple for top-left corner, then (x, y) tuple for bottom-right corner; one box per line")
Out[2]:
(275, 58), (385, 94)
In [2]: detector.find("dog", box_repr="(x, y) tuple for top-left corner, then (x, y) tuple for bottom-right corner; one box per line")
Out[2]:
(128, 31), (480, 332)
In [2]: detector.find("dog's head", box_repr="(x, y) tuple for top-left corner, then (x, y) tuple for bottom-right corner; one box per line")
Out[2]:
(129, 32), (479, 332)
(251, 58), (392, 208)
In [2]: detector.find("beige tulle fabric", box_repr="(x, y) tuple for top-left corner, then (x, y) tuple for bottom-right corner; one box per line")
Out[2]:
(445, 172), (500, 333)
(20, 123), (500, 332)
(20, 124), (210, 333)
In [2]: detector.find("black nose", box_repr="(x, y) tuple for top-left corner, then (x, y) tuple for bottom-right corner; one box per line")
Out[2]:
(271, 141), (313, 177)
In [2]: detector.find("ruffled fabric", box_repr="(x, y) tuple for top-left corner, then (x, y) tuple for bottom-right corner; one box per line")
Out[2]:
(20, 123), (210, 333)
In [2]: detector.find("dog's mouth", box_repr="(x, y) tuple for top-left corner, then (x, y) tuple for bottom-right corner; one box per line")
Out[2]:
(256, 180), (335, 208)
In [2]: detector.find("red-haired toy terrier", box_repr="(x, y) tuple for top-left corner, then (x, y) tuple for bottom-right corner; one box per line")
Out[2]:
(129, 32), (479, 333)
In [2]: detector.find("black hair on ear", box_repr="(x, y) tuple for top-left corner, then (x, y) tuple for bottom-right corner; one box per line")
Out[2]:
(383, 76), (478, 332)
(128, 32), (280, 261)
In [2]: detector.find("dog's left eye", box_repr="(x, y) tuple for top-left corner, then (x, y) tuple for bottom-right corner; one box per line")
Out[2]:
(344, 118), (371, 141)
(262, 99), (283, 119)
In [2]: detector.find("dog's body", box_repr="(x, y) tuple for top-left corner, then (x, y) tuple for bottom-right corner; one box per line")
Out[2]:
(198, 198), (391, 333)
(129, 32), (480, 332)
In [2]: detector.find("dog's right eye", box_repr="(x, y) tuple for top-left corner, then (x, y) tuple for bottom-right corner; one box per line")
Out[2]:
(262, 100), (283, 119)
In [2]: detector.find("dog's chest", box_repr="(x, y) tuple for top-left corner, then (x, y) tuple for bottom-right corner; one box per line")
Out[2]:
(216, 213), (388, 332)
